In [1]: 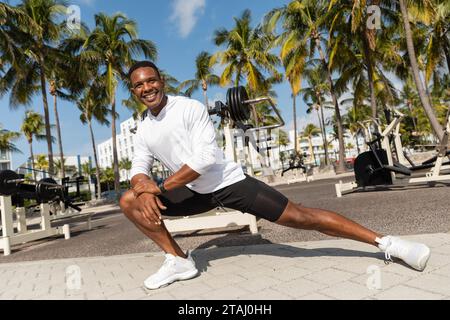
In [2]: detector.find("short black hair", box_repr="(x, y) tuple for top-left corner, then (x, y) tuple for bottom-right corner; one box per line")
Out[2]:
(128, 61), (161, 80)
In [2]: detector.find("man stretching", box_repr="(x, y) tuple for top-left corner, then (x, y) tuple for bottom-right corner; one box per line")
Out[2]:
(119, 61), (431, 290)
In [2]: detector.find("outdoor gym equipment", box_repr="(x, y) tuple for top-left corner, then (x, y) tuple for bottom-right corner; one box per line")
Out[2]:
(0, 170), (91, 256)
(208, 86), (285, 132)
(335, 107), (450, 197)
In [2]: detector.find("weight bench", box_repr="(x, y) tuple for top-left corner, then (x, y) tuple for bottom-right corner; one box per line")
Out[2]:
(50, 210), (93, 233)
(164, 210), (258, 235)
(1, 197), (70, 256)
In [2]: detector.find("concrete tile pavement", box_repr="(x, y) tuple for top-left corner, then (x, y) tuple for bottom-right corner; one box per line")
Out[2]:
(0, 233), (449, 300)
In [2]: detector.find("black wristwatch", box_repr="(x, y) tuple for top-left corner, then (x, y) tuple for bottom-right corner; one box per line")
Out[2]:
(158, 181), (168, 194)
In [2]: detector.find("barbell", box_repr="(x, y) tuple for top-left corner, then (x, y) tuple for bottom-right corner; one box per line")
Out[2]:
(0, 170), (64, 202)
(209, 86), (285, 131)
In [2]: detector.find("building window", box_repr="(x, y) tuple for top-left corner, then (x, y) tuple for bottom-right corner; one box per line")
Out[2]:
(0, 150), (8, 160)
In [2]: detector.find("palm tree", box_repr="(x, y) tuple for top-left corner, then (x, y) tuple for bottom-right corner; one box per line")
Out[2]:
(398, 0), (444, 142)
(78, 79), (110, 199)
(301, 123), (320, 165)
(422, 0), (450, 85)
(0, 125), (21, 156)
(82, 12), (157, 198)
(53, 157), (66, 178)
(276, 129), (290, 169)
(178, 51), (220, 108)
(265, 0), (347, 173)
(327, 0), (403, 120)
(265, 3), (308, 153)
(48, 56), (87, 180)
(100, 167), (115, 192)
(342, 102), (371, 155)
(20, 111), (46, 181)
(34, 154), (49, 174)
(81, 162), (95, 199)
(0, 2), (41, 68)
(326, 1), (394, 119)
(119, 157), (132, 186)
(8, 0), (70, 175)
(301, 63), (332, 165)
(211, 9), (281, 93)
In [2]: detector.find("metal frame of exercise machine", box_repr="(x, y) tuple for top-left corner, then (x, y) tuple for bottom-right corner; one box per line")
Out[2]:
(0, 171), (92, 255)
(335, 107), (450, 197)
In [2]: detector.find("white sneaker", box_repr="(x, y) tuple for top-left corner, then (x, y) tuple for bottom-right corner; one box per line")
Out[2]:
(376, 236), (431, 271)
(144, 251), (199, 290)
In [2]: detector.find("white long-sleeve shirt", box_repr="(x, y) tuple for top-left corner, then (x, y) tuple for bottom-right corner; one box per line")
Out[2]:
(130, 95), (245, 193)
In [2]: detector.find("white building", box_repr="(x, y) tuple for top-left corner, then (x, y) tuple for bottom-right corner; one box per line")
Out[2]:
(97, 117), (138, 181)
(0, 149), (12, 171)
(287, 130), (366, 165)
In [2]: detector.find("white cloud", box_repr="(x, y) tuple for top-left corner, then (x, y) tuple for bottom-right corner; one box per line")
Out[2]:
(170, 0), (206, 38)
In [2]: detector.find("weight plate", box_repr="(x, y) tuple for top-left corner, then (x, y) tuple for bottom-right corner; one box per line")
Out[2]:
(36, 178), (59, 202)
(226, 88), (237, 122)
(237, 86), (250, 121)
(0, 170), (20, 196)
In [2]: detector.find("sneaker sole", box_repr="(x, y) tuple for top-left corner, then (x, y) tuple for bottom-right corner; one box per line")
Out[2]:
(144, 269), (199, 290)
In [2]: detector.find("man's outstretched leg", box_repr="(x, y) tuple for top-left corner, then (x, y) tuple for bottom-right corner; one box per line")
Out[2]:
(119, 191), (199, 289)
(274, 201), (431, 271)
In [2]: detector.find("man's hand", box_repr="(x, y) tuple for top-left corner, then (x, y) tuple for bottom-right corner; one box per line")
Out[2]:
(133, 180), (161, 197)
(136, 193), (167, 225)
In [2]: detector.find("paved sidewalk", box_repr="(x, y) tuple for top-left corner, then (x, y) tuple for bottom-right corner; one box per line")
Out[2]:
(1, 233), (449, 300)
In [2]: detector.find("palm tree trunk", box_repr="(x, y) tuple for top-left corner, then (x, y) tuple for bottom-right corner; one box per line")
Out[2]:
(202, 80), (209, 109)
(39, 64), (54, 176)
(315, 38), (346, 173)
(292, 93), (298, 152)
(53, 93), (65, 179)
(399, 0), (444, 142)
(317, 95), (330, 165)
(203, 90), (209, 109)
(407, 101), (418, 132)
(308, 138), (316, 165)
(363, 33), (378, 120)
(28, 141), (36, 182)
(111, 94), (121, 199)
(88, 119), (102, 199)
(355, 135), (360, 154)
(315, 109), (325, 164)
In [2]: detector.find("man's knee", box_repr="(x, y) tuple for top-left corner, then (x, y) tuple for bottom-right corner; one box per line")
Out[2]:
(276, 202), (316, 229)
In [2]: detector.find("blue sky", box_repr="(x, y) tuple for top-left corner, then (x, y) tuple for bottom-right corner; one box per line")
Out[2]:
(2, 0), (327, 169)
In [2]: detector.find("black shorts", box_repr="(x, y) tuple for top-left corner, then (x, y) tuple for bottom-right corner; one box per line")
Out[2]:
(158, 175), (289, 222)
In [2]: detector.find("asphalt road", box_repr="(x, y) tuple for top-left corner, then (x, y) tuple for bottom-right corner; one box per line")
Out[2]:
(1, 175), (449, 263)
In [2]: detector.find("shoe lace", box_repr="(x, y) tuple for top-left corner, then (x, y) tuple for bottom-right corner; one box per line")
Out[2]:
(384, 239), (408, 264)
(384, 250), (393, 264)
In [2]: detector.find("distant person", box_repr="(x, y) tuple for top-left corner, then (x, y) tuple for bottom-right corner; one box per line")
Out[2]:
(119, 61), (431, 290)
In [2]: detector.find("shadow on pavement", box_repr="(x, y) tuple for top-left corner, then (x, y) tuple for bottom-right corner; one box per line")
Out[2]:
(191, 233), (383, 273)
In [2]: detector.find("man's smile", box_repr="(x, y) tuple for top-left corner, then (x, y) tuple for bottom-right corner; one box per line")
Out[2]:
(142, 91), (158, 103)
